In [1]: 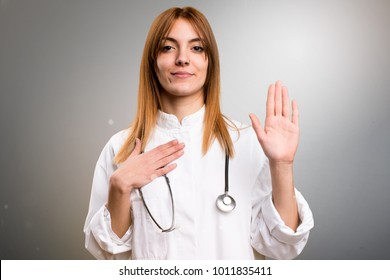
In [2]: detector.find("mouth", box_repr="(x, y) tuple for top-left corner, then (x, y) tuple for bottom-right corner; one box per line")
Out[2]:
(171, 71), (194, 78)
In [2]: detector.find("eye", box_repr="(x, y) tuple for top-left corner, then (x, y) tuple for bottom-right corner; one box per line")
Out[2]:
(161, 45), (175, 52)
(192, 46), (205, 53)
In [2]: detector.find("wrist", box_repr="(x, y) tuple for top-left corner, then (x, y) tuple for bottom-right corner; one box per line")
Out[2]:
(109, 172), (134, 195)
(269, 160), (294, 173)
(269, 160), (294, 193)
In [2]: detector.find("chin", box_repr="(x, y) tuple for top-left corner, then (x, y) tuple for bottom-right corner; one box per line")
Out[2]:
(167, 87), (200, 97)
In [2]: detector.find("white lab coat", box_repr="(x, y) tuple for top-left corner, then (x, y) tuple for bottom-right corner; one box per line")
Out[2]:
(84, 106), (314, 260)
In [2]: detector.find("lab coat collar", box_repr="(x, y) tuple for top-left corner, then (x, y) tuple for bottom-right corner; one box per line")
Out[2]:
(157, 105), (205, 130)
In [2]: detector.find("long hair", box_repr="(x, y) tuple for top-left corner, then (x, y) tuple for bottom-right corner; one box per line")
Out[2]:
(115, 7), (236, 163)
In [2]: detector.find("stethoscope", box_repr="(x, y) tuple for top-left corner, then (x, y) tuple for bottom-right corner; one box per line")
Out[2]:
(138, 154), (236, 232)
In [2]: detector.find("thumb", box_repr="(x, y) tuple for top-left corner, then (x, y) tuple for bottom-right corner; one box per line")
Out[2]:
(249, 113), (265, 141)
(130, 138), (142, 157)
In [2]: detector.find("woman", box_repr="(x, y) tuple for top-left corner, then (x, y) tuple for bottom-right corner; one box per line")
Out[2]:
(84, 6), (314, 260)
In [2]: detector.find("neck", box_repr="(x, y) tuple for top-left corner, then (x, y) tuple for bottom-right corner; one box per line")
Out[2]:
(160, 92), (205, 123)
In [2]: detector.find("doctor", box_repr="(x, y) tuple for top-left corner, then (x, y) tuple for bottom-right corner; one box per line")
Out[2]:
(84, 6), (314, 259)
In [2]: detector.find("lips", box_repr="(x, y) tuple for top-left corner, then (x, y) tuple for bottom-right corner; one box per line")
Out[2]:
(171, 71), (193, 78)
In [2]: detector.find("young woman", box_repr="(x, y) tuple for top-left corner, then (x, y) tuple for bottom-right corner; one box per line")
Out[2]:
(84, 6), (314, 260)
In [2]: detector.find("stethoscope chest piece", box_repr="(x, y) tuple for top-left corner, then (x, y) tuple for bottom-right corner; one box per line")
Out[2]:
(216, 192), (236, 212)
(215, 154), (236, 213)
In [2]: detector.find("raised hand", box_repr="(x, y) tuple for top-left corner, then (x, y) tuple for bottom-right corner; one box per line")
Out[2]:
(249, 81), (299, 165)
(249, 80), (300, 230)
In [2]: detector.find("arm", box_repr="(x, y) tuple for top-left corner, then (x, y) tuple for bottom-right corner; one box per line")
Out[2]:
(83, 152), (133, 259)
(269, 162), (298, 231)
(249, 80), (300, 231)
(249, 145), (313, 260)
(250, 163), (314, 260)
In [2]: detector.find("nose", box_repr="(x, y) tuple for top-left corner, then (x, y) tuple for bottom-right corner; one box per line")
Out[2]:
(176, 50), (190, 66)
(176, 58), (190, 66)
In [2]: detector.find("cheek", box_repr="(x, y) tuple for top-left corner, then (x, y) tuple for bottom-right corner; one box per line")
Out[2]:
(156, 60), (163, 76)
(200, 61), (208, 78)
(156, 62), (168, 83)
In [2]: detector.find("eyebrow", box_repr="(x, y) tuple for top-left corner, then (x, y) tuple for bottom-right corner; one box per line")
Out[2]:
(162, 37), (203, 44)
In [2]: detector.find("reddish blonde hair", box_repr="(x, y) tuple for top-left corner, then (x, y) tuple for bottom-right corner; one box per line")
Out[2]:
(115, 7), (236, 163)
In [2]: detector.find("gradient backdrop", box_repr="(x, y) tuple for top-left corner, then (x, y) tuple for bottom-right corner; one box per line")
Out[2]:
(1, 0), (389, 259)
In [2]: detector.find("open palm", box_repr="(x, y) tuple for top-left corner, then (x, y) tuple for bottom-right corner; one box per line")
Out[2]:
(249, 81), (299, 164)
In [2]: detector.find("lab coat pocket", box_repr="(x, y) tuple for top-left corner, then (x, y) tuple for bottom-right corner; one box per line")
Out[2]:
(131, 198), (168, 259)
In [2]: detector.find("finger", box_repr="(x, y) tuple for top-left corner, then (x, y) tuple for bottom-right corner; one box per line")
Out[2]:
(149, 139), (180, 157)
(249, 113), (266, 140)
(274, 80), (282, 116)
(154, 148), (184, 169)
(266, 84), (275, 117)
(292, 99), (299, 126)
(282, 86), (290, 118)
(154, 163), (178, 178)
(151, 141), (185, 162)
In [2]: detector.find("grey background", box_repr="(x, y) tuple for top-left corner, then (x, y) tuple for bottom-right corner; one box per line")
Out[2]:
(1, 0), (389, 260)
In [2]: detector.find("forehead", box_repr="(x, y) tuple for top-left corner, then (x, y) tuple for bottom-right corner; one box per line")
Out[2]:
(166, 18), (202, 40)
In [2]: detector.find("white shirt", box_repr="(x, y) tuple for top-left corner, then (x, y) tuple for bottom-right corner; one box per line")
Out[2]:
(84, 106), (314, 260)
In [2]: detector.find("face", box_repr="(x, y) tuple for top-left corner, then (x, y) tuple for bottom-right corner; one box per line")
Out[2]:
(156, 18), (208, 102)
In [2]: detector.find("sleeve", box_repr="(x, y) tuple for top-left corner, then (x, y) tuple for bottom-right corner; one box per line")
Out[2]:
(250, 160), (314, 260)
(83, 140), (133, 260)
